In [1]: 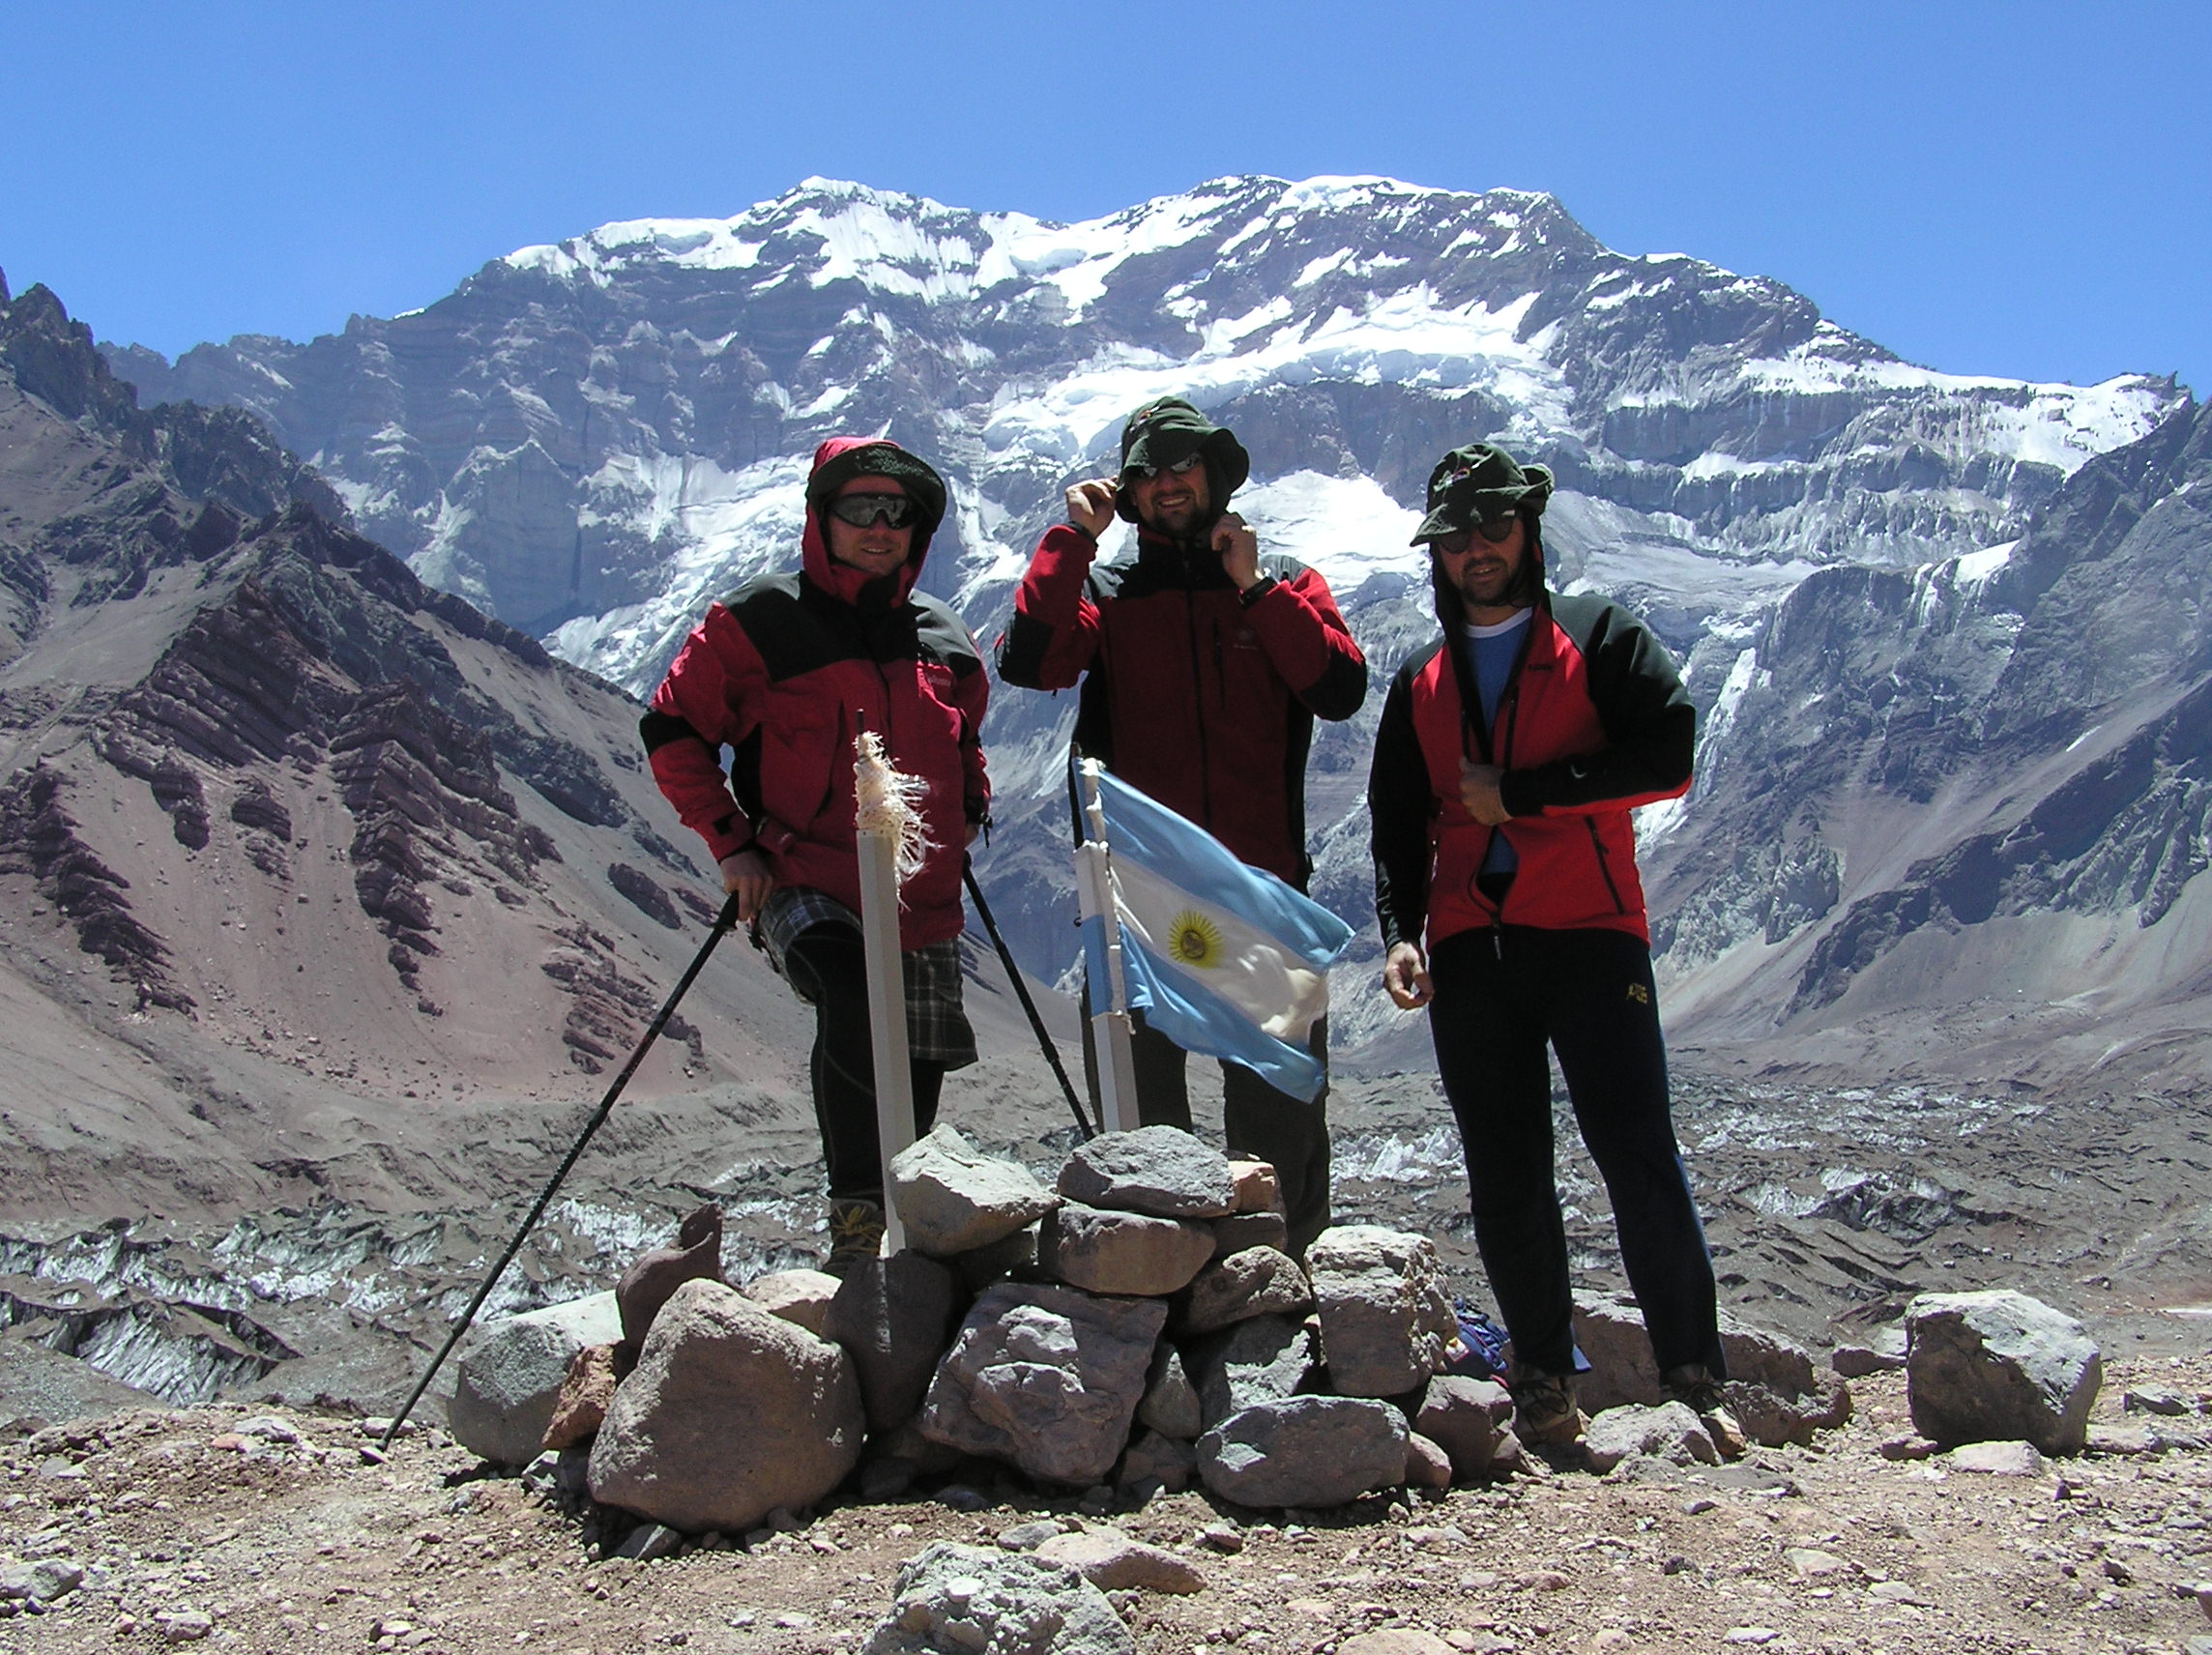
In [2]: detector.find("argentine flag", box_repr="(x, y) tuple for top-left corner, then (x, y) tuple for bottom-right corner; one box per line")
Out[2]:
(1077, 765), (1354, 1102)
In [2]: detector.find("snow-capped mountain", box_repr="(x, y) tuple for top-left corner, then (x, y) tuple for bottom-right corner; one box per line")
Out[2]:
(104, 176), (2207, 1083)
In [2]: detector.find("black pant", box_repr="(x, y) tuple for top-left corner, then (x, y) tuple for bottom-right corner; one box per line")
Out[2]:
(782, 925), (946, 1203)
(1426, 924), (1723, 1381)
(1080, 1000), (1333, 1258)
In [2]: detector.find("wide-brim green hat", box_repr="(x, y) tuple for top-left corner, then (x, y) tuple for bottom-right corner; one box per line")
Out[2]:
(1114, 396), (1250, 522)
(1410, 442), (1553, 544)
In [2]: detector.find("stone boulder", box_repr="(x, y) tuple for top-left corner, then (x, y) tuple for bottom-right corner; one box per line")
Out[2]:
(1040, 1202), (1215, 1297)
(890, 1125), (1060, 1257)
(1228, 1160), (1282, 1214)
(864, 1541), (1134, 1655)
(588, 1279), (864, 1533)
(541, 1342), (626, 1451)
(1305, 1227), (1455, 1397)
(1185, 1314), (1317, 1428)
(447, 1292), (623, 1466)
(1573, 1291), (1834, 1445)
(617, 1202), (724, 1348)
(1197, 1396), (1408, 1509)
(1058, 1126), (1235, 1219)
(1413, 1375), (1517, 1483)
(1210, 1210), (1292, 1258)
(826, 1251), (965, 1432)
(1403, 1432), (1454, 1489)
(1035, 1527), (1207, 1593)
(1181, 1245), (1313, 1335)
(918, 1282), (1168, 1487)
(1118, 1428), (1197, 1495)
(743, 1268), (843, 1337)
(1138, 1347), (1203, 1440)
(1906, 1289), (2102, 1454)
(1583, 1402), (1720, 1472)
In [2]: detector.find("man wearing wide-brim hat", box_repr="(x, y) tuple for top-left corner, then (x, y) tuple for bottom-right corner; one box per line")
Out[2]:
(1367, 440), (1738, 1457)
(999, 396), (1367, 1256)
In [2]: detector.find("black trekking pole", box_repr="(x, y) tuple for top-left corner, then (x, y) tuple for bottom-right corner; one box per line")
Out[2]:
(963, 862), (1096, 1141)
(381, 890), (744, 1450)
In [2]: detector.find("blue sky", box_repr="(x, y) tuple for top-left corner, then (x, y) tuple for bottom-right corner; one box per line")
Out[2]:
(7, 0), (2206, 393)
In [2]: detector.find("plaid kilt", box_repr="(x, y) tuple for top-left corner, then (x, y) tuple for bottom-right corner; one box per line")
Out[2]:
(757, 885), (976, 1067)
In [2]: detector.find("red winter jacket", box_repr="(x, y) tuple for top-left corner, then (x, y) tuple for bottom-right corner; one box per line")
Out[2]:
(997, 522), (1366, 887)
(1368, 588), (1693, 947)
(641, 439), (989, 947)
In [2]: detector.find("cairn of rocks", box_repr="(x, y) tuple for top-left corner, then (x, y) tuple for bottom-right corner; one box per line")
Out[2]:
(445, 1122), (1877, 1541)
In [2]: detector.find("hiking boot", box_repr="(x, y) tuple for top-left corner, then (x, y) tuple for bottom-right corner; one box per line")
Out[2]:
(824, 1198), (886, 1277)
(1663, 1363), (1748, 1459)
(1509, 1371), (1587, 1449)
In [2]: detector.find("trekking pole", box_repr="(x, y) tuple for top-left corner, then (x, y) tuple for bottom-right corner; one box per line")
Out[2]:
(963, 861), (1096, 1141)
(380, 890), (744, 1449)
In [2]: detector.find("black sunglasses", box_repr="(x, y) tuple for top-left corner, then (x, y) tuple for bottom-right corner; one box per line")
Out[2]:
(828, 492), (919, 529)
(1431, 517), (1520, 556)
(1126, 453), (1204, 481)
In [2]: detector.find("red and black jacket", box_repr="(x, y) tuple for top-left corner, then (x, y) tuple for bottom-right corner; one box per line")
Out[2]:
(998, 522), (1366, 888)
(641, 439), (989, 948)
(1369, 587), (1693, 948)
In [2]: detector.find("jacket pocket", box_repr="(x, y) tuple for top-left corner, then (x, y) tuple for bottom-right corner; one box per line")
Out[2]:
(757, 699), (842, 836)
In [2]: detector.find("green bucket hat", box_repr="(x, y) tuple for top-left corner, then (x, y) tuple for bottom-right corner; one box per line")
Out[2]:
(1410, 442), (1554, 545)
(1114, 396), (1251, 523)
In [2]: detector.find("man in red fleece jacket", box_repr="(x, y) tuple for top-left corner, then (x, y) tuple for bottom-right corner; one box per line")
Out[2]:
(642, 438), (989, 1273)
(998, 397), (1366, 1254)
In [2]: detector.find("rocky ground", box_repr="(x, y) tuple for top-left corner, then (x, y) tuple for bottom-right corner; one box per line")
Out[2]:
(5, 1363), (2212, 1654)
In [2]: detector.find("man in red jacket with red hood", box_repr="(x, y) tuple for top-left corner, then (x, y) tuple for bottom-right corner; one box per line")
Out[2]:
(999, 397), (1366, 1255)
(642, 438), (989, 1273)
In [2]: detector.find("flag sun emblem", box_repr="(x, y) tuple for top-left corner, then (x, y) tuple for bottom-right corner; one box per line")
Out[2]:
(1166, 910), (1225, 969)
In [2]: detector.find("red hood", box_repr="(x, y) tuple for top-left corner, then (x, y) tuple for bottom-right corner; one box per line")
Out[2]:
(800, 436), (946, 607)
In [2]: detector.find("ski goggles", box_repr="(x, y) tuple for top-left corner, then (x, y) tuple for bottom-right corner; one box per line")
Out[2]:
(1429, 516), (1521, 557)
(1123, 453), (1204, 481)
(827, 492), (920, 529)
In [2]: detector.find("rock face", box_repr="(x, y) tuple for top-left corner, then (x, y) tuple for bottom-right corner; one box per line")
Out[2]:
(1305, 1226), (1455, 1397)
(447, 1292), (623, 1466)
(616, 1203), (724, 1347)
(1040, 1202), (1215, 1297)
(825, 1252), (964, 1432)
(587, 1279), (863, 1533)
(918, 1282), (1168, 1487)
(1906, 1289), (2103, 1454)
(889, 1125), (1059, 1258)
(1058, 1127), (1236, 1219)
(865, 1541), (1134, 1655)
(1197, 1395), (1408, 1509)
(1181, 1246), (1314, 1335)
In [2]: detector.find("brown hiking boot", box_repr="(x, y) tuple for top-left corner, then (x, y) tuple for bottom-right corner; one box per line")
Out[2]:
(1509, 1371), (1588, 1450)
(1663, 1363), (1748, 1459)
(824, 1198), (886, 1278)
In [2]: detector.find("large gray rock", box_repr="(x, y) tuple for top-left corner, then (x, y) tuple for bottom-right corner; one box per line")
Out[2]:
(1413, 1375), (1515, 1482)
(447, 1292), (623, 1466)
(1058, 1126), (1235, 1219)
(891, 1125), (1060, 1257)
(1197, 1396), (1408, 1509)
(1186, 1314), (1317, 1428)
(1906, 1290), (2102, 1454)
(864, 1541), (1134, 1655)
(1210, 1210), (1291, 1258)
(1572, 1292), (1822, 1414)
(1583, 1402), (1720, 1472)
(918, 1282), (1167, 1486)
(826, 1251), (965, 1431)
(1138, 1347), (1203, 1440)
(1181, 1246), (1313, 1335)
(1304, 1226), (1455, 1397)
(1040, 1202), (1215, 1296)
(587, 1279), (864, 1533)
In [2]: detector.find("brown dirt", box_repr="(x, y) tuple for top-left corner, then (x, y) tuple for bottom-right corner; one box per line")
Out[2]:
(7, 1363), (2212, 1655)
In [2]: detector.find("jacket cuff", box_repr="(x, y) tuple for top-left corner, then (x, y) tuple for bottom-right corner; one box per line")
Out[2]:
(1498, 771), (1543, 819)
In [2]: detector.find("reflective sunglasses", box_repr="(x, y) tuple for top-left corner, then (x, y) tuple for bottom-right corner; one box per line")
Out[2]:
(1430, 516), (1520, 557)
(1126, 453), (1204, 481)
(828, 492), (919, 529)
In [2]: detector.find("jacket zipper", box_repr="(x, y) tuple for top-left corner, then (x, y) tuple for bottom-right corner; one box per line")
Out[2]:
(1181, 582), (1213, 828)
(1586, 817), (1626, 914)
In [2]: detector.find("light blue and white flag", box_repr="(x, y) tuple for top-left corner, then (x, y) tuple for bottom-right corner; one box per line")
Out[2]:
(1076, 763), (1354, 1102)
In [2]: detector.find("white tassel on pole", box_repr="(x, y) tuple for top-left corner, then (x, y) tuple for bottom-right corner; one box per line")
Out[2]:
(854, 728), (932, 1258)
(1075, 760), (1143, 1134)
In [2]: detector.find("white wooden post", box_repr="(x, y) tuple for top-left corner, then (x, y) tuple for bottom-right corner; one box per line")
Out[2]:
(854, 732), (916, 1257)
(1076, 760), (1143, 1134)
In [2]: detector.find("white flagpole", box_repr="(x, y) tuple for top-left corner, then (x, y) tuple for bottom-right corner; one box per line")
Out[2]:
(854, 731), (917, 1257)
(1075, 760), (1143, 1134)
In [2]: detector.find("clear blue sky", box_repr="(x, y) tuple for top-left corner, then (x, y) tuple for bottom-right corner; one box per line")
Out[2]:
(7, 0), (2206, 394)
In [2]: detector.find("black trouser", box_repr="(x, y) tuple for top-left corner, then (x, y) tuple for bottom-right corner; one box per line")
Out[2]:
(1080, 1000), (1333, 1258)
(1426, 924), (1723, 1382)
(782, 925), (946, 1204)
